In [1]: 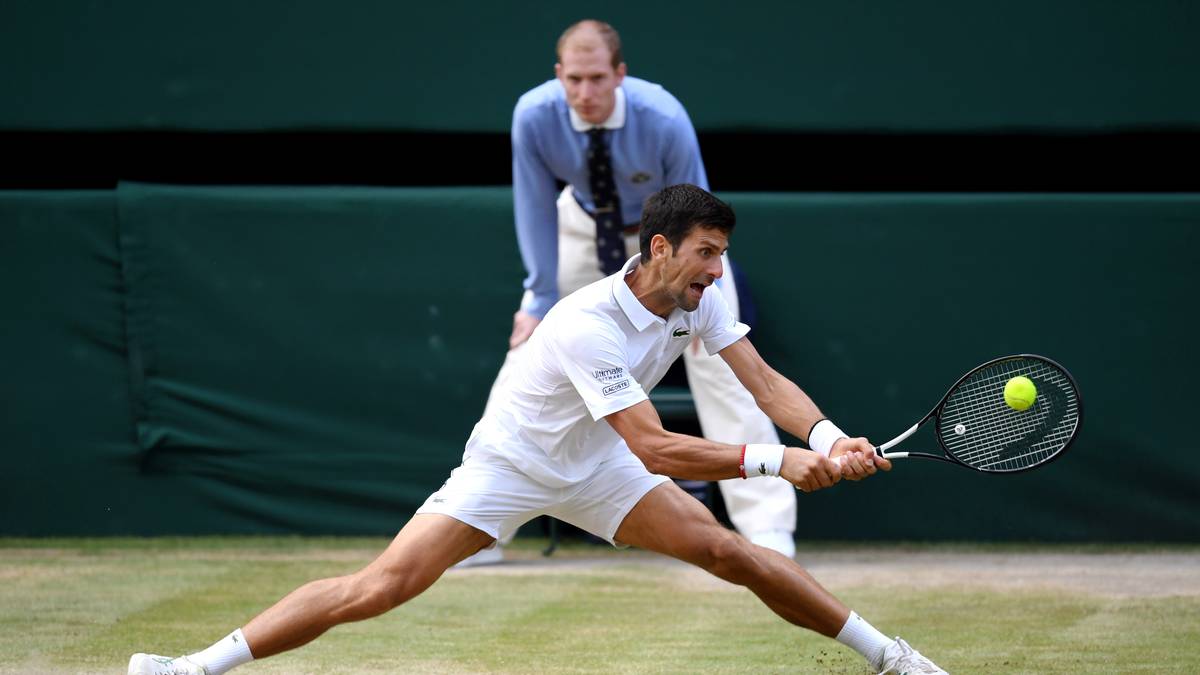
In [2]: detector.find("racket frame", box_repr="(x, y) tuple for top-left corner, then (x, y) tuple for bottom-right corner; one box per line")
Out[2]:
(869, 353), (1083, 473)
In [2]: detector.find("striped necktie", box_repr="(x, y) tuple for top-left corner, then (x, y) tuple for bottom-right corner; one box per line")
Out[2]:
(587, 128), (625, 275)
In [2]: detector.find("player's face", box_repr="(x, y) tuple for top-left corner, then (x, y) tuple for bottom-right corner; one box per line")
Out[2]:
(555, 43), (626, 125)
(659, 227), (728, 312)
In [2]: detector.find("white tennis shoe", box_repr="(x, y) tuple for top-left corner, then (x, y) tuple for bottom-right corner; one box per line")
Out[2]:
(877, 637), (948, 674)
(128, 653), (208, 675)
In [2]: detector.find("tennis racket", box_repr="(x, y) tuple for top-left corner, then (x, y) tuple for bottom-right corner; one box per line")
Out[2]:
(834, 354), (1083, 473)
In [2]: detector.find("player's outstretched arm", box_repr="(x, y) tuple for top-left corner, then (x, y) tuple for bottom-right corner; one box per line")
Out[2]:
(606, 400), (841, 492)
(718, 337), (891, 478)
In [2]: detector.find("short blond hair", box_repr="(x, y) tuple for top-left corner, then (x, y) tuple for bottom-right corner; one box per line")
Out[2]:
(556, 20), (623, 68)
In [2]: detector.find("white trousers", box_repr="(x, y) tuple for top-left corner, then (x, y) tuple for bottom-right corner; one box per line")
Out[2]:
(486, 187), (797, 543)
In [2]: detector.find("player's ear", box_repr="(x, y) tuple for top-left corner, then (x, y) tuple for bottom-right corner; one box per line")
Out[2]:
(554, 62), (563, 80)
(649, 233), (670, 260)
(614, 62), (627, 85)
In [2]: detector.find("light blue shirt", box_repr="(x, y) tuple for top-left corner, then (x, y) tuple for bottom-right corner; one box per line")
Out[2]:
(512, 76), (709, 318)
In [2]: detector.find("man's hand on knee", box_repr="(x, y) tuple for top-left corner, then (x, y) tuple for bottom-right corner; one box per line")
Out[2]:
(509, 310), (541, 349)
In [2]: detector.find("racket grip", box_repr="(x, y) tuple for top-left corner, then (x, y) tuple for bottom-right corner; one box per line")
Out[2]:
(831, 447), (884, 467)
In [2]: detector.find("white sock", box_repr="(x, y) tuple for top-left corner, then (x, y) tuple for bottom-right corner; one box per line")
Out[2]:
(188, 628), (254, 675)
(835, 611), (892, 670)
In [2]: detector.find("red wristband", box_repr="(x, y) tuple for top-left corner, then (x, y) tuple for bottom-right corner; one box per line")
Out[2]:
(738, 444), (748, 479)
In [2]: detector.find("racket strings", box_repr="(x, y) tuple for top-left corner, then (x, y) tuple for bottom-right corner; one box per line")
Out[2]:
(949, 367), (1056, 459)
(947, 365), (1073, 469)
(938, 358), (1080, 471)
(944, 363), (1077, 469)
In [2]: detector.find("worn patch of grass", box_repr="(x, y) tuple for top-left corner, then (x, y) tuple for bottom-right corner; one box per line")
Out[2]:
(1, 538), (1196, 674)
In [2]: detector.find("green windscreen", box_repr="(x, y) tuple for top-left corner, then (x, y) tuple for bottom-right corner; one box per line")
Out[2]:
(3, 186), (1198, 540)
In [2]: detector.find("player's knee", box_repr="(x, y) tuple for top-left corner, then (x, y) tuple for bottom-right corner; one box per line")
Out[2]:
(695, 529), (755, 581)
(345, 567), (428, 619)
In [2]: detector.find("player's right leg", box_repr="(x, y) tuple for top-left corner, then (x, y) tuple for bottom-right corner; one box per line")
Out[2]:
(128, 514), (494, 675)
(614, 482), (947, 674)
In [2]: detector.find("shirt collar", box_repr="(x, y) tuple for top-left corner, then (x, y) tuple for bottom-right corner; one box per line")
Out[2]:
(613, 254), (665, 331)
(569, 86), (627, 132)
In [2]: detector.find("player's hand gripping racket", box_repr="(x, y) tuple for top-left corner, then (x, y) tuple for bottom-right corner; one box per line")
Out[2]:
(835, 354), (1083, 473)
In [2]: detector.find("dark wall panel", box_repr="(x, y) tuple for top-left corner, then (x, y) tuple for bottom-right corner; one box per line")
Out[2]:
(2, 1), (1196, 132)
(3, 187), (1197, 540)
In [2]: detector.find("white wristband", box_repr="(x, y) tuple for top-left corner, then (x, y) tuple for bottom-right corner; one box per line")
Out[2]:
(807, 419), (849, 457)
(742, 444), (785, 478)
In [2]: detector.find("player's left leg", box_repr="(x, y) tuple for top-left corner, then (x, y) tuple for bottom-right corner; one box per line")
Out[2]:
(129, 514), (494, 675)
(614, 483), (947, 673)
(239, 514), (493, 658)
(131, 450), (556, 675)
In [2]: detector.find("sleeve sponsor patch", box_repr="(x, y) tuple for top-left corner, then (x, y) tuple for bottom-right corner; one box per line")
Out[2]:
(602, 379), (631, 397)
(593, 366), (625, 383)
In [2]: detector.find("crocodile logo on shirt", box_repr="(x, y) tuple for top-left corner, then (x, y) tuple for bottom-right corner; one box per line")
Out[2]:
(672, 328), (691, 338)
(631, 171), (652, 184)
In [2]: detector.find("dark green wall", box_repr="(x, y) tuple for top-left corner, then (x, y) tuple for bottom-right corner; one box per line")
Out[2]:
(2, 1), (1197, 132)
(3, 186), (1198, 540)
(731, 194), (1200, 540)
(0, 191), (207, 534)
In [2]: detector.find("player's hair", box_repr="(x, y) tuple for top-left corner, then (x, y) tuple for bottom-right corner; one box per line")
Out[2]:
(639, 184), (736, 261)
(557, 20), (623, 68)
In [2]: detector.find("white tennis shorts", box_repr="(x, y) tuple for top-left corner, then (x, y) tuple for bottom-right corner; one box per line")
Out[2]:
(415, 449), (670, 546)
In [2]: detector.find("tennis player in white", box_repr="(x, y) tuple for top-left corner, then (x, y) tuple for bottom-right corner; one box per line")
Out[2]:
(129, 184), (946, 675)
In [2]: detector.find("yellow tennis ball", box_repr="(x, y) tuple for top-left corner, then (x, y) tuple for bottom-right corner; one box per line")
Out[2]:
(1004, 376), (1037, 411)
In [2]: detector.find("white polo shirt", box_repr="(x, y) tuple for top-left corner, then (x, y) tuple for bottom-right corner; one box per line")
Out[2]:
(468, 255), (750, 487)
